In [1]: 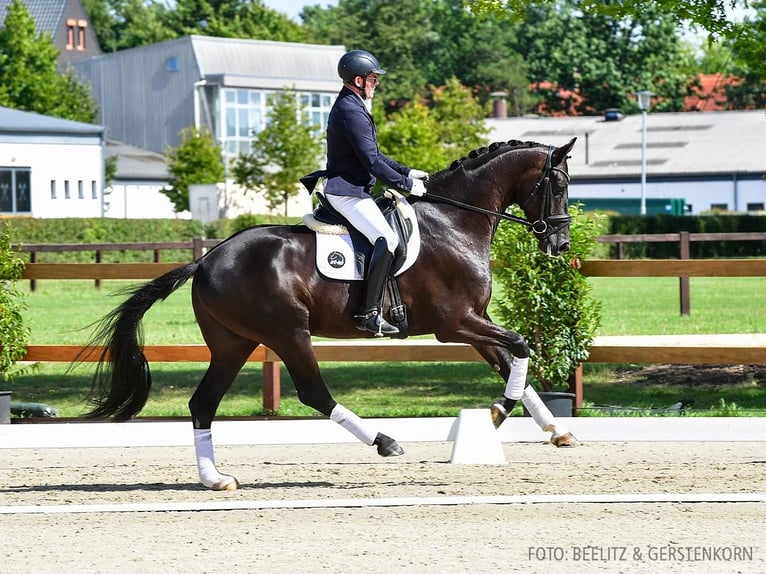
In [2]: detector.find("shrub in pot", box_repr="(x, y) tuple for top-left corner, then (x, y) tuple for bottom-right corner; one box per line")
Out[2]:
(491, 204), (604, 393)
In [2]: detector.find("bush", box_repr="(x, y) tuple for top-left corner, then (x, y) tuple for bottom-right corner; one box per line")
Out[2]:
(0, 225), (31, 381)
(491, 205), (605, 391)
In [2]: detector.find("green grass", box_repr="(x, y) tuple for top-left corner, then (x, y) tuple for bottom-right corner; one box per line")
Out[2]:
(6, 277), (766, 418)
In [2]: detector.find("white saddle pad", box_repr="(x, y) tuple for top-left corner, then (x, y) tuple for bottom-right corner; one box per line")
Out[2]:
(303, 191), (420, 281)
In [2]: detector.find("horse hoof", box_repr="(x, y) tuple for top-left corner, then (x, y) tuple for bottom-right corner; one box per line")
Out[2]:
(551, 432), (577, 448)
(212, 476), (240, 490)
(490, 399), (509, 429)
(373, 432), (405, 457)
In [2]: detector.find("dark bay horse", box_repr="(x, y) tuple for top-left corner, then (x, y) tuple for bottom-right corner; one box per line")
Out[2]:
(84, 138), (577, 490)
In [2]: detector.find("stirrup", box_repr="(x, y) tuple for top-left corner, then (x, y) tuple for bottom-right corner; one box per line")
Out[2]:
(354, 309), (399, 337)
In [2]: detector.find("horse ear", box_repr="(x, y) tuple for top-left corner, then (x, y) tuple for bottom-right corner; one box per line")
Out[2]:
(552, 137), (577, 166)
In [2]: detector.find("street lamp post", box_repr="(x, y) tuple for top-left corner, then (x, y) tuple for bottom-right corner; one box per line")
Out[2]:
(635, 90), (654, 216)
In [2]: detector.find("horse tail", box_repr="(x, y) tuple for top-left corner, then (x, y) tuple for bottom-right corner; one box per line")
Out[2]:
(82, 261), (201, 421)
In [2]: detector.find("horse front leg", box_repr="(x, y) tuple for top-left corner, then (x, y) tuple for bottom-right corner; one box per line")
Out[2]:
(274, 335), (404, 457)
(443, 313), (577, 447)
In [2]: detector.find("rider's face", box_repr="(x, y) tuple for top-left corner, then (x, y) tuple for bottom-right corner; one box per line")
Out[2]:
(356, 74), (379, 99)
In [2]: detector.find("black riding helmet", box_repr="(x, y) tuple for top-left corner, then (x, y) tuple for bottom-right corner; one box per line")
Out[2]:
(337, 50), (386, 85)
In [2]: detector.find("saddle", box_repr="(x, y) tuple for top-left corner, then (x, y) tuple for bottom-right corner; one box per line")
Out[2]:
(302, 190), (421, 337)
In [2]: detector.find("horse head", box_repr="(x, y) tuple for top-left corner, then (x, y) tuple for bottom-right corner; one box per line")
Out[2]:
(426, 137), (576, 257)
(512, 137), (576, 257)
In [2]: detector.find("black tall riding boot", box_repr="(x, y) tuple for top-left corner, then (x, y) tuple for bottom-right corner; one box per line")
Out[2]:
(354, 237), (399, 337)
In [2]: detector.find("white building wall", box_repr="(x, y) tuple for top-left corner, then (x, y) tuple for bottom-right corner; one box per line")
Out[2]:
(0, 140), (103, 218)
(569, 177), (766, 215)
(105, 183), (191, 219)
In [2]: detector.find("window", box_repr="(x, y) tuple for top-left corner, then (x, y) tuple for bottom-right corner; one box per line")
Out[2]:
(91, 180), (98, 199)
(51, 180), (57, 199)
(747, 203), (765, 212)
(0, 168), (32, 213)
(220, 88), (334, 160)
(710, 203), (728, 212)
(77, 180), (84, 199)
(64, 180), (71, 199)
(66, 19), (87, 51)
(299, 92), (333, 137)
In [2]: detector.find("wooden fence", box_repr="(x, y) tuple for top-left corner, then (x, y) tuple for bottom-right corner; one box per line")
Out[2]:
(596, 231), (766, 314)
(13, 253), (766, 413)
(16, 232), (766, 313)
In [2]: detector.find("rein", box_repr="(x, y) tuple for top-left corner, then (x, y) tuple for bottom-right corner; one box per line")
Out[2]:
(422, 145), (570, 236)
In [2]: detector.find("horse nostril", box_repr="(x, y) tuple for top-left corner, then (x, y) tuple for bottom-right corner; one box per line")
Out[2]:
(560, 242), (570, 253)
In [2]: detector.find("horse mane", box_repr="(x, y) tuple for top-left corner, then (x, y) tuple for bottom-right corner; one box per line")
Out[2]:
(429, 139), (543, 187)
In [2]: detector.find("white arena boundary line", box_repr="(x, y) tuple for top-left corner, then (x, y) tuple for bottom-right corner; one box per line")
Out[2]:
(2, 493), (765, 516)
(2, 416), (766, 449)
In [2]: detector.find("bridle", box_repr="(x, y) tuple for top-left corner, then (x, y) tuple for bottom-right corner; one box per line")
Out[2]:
(421, 146), (571, 237)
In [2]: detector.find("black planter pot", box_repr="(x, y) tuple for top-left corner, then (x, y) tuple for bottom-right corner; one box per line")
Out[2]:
(0, 390), (11, 424)
(524, 391), (575, 418)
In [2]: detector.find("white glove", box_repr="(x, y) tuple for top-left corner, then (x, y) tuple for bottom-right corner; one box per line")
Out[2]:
(409, 168), (429, 180)
(409, 179), (427, 197)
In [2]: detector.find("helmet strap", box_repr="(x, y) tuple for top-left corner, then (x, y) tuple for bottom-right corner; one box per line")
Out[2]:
(356, 75), (369, 101)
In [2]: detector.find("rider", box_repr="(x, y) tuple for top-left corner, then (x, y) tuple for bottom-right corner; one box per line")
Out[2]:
(323, 49), (428, 336)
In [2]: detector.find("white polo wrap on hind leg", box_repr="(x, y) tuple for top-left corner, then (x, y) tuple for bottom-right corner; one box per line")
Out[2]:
(330, 403), (376, 445)
(503, 356), (528, 400)
(522, 385), (569, 435)
(193, 428), (236, 489)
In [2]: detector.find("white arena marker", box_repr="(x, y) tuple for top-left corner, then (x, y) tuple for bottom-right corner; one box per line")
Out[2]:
(449, 409), (506, 465)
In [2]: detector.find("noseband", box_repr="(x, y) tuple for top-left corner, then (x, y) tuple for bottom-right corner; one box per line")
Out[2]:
(422, 146), (570, 237)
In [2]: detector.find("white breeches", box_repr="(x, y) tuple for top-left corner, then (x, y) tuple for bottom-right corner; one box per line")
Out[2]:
(324, 194), (399, 254)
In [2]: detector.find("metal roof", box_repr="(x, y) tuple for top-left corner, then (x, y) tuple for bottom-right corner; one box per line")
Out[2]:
(486, 110), (766, 180)
(0, 0), (66, 40)
(0, 105), (103, 136)
(190, 35), (345, 91)
(105, 140), (168, 182)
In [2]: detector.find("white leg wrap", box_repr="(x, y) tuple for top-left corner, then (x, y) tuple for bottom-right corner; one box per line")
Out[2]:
(503, 357), (528, 400)
(330, 403), (377, 445)
(193, 428), (238, 490)
(522, 386), (569, 435)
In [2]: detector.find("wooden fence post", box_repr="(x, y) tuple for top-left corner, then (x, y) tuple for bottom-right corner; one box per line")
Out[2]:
(679, 231), (690, 315)
(567, 364), (583, 414)
(94, 250), (102, 290)
(193, 238), (204, 260)
(29, 251), (37, 292)
(262, 361), (281, 414)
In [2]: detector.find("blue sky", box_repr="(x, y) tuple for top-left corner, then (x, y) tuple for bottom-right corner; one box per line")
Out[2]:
(262, 0), (338, 22)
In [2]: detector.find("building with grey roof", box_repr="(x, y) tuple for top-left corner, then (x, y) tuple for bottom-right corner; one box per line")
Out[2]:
(72, 35), (345, 217)
(0, 106), (104, 217)
(0, 0), (102, 66)
(486, 110), (766, 214)
(73, 35), (345, 157)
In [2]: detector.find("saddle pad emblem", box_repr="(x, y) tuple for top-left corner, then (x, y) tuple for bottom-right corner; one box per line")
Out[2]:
(328, 251), (346, 269)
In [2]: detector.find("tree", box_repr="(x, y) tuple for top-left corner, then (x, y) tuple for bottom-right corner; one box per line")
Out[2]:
(377, 78), (489, 173)
(303, 0), (441, 109)
(83, 0), (307, 51)
(163, 127), (225, 212)
(468, 0), (747, 37)
(511, 1), (697, 114)
(232, 90), (322, 216)
(168, 0), (307, 42)
(0, 0), (98, 123)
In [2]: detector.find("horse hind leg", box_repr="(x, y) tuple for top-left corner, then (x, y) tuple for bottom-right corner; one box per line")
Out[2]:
(189, 337), (257, 490)
(274, 335), (404, 457)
